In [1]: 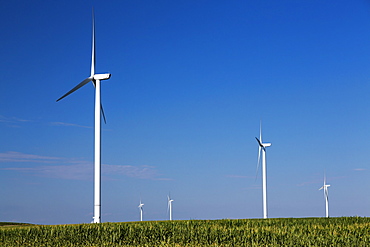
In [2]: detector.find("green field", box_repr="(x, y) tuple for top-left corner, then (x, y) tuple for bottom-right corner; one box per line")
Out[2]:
(1, 217), (369, 246)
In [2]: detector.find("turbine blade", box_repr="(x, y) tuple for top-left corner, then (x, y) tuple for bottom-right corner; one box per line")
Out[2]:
(100, 103), (107, 124)
(255, 146), (261, 182)
(91, 80), (107, 124)
(56, 77), (92, 102)
(255, 137), (263, 147)
(259, 121), (262, 143)
(91, 8), (95, 77)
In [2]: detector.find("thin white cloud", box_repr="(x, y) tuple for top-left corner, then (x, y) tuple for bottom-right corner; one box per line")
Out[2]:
(103, 164), (158, 179)
(50, 122), (92, 129)
(354, 168), (366, 171)
(0, 151), (168, 180)
(226, 175), (249, 179)
(3, 163), (163, 181)
(296, 180), (318, 187)
(0, 151), (63, 163)
(4, 163), (92, 180)
(243, 184), (261, 190)
(0, 115), (91, 129)
(0, 115), (33, 123)
(0, 115), (34, 128)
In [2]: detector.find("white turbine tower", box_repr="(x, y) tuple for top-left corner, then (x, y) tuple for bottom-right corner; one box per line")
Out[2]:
(56, 10), (111, 223)
(319, 175), (330, 218)
(255, 122), (271, 219)
(138, 200), (144, 222)
(167, 195), (174, 221)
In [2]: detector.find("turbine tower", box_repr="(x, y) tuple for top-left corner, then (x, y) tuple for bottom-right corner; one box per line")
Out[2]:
(167, 195), (174, 221)
(255, 122), (271, 219)
(56, 10), (111, 223)
(319, 174), (330, 218)
(138, 200), (144, 222)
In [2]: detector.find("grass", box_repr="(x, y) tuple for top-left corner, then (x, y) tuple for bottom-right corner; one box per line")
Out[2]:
(0, 222), (34, 228)
(0, 217), (369, 246)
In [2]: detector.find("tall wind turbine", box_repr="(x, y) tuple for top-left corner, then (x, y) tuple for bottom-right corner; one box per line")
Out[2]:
(56, 10), (111, 223)
(167, 195), (174, 221)
(255, 122), (271, 219)
(138, 200), (144, 222)
(319, 174), (330, 218)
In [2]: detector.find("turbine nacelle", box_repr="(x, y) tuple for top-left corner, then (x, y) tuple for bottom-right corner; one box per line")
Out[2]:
(319, 184), (330, 190)
(94, 73), (111, 81)
(255, 137), (272, 149)
(263, 143), (271, 148)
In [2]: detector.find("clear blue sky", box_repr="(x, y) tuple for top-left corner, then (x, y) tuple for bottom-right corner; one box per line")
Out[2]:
(1, 0), (370, 225)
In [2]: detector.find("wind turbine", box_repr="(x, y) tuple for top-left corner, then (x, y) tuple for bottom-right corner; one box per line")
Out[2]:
(255, 122), (271, 219)
(319, 174), (330, 218)
(167, 194), (174, 221)
(138, 200), (144, 222)
(56, 10), (111, 223)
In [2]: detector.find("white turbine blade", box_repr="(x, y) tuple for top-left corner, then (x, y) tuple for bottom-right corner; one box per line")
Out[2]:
(259, 122), (269, 150)
(56, 77), (92, 102)
(319, 186), (323, 190)
(91, 8), (95, 77)
(325, 188), (329, 199)
(259, 121), (262, 143)
(255, 145), (261, 181)
(91, 80), (107, 124)
(100, 103), (107, 124)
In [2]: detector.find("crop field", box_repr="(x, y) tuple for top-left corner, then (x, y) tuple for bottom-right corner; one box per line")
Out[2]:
(0, 217), (369, 246)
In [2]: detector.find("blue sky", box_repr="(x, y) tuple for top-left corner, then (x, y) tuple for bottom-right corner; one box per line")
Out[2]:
(1, 0), (370, 224)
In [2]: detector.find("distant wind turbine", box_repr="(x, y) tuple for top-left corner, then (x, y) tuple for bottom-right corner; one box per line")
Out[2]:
(167, 194), (174, 221)
(319, 174), (331, 218)
(138, 200), (144, 222)
(56, 9), (111, 223)
(255, 122), (271, 219)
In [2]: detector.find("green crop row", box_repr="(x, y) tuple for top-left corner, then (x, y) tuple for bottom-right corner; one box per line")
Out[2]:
(0, 217), (369, 246)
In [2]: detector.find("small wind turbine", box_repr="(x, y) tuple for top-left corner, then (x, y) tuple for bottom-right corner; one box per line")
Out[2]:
(138, 200), (144, 222)
(319, 174), (330, 218)
(167, 194), (174, 221)
(255, 122), (271, 219)
(56, 9), (111, 223)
